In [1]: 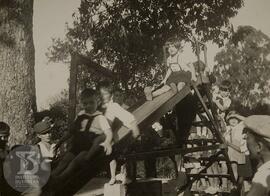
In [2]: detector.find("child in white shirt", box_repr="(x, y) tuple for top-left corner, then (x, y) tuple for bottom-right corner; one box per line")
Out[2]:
(97, 80), (140, 185)
(144, 38), (196, 101)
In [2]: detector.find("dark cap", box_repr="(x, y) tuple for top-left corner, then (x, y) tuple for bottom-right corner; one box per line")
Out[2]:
(244, 115), (270, 142)
(0, 121), (10, 136)
(34, 120), (53, 134)
(226, 111), (241, 123)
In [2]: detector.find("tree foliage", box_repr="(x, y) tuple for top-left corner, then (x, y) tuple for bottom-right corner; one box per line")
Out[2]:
(33, 90), (69, 143)
(47, 0), (243, 97)
(213, 26), (270, 109)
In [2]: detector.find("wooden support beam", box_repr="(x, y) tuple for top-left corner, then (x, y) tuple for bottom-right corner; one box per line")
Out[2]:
(124, 144), (225, 160)
(75, 53), (114, 78)
(187, 173), (231, 178)
(68, 54), (78, 125)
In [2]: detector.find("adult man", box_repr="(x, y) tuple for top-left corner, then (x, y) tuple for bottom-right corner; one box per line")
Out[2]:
(244, 115), (270, 196)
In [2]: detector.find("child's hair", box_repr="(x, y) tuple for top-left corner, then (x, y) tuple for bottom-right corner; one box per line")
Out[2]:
(113, 88), (124, 105)
(219, 80), (231, 92)
(80, 88), (97, 100)
(165, 37), (182, 49)
(97, 80), (114, 94)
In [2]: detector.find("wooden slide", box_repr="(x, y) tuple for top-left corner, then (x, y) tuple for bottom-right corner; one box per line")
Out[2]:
(53, 77), (207, 195)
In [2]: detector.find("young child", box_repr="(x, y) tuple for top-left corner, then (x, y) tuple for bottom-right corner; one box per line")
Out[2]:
(222, 111), (251, 192)
(144, 38), (196, 101)
(97, 80), (140, 185)
(34, 117), (56, 163)
(212, 80), (232, 120)
(51, 88), (113, 182)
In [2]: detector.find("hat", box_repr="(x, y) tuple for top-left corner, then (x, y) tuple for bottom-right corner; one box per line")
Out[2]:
(244, 115), (270, 142)
(226, 111), (241, 122)
(34, 120), (53, 134)
(0, 122), (10, 136)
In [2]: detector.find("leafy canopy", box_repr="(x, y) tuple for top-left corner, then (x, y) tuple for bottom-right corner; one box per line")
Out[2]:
(213, 26), (270, 109)
(47, 0), (243, 97)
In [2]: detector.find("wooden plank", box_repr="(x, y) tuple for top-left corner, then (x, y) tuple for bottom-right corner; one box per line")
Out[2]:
(114, 76), (208, 142)
(115, 85), (190, 142)
(74, 178), (108, 196)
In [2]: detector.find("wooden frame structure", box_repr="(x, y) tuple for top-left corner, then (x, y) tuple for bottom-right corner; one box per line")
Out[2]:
(56, 40), (238, 195)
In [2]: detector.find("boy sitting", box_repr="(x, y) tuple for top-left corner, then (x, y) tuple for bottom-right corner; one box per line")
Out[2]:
(51, 88), (113, 183)
(97, 80), (140, 185)
(144, 37), (196, 101)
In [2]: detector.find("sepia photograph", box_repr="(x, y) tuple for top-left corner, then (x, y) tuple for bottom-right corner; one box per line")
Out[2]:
(0, 0), (270, 195)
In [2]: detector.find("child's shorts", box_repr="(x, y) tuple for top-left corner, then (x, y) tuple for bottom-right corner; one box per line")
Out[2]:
(70, 132), (100, 155)
(166, 71), (191, 85)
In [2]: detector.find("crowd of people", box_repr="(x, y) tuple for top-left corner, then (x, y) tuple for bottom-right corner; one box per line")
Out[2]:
(0, 37), (270, 196)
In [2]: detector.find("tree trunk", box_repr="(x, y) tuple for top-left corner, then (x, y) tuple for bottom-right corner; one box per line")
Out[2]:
(0, 0), (36, 145)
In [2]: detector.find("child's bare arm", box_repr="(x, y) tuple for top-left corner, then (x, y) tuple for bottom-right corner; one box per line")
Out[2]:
(162, 68), (172, 84)
(214, 100), (229, 111)
(102, 128), (113, 147)
(213, 95), (231, 111)
(97, 116), (113, 155)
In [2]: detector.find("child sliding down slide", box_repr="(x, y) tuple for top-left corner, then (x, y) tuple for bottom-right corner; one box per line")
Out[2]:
(144, 37), (196, 101)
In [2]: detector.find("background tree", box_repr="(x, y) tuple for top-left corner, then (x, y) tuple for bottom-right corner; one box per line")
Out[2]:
(47, 0), (244, 100)
(0, 0), (36, 145)
(34, 90), (69, 143)
(213, 25), (270, 109)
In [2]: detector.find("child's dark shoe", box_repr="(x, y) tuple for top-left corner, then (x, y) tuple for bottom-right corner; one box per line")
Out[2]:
(144, 86), (153, 100)
(170, 83), (178, 94)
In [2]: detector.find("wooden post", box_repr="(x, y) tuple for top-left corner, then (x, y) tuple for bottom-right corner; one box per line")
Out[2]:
(195, 39), (204, 83)
(68, 54), (78, 126)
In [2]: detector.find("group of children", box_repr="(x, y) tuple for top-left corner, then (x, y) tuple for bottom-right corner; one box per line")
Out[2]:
(31, 37), (196, 191)
(182, 79), (253, 195)
(48, 81), (140, 187)
(1, 37), (195, 195)
(1, 37), (253, 196)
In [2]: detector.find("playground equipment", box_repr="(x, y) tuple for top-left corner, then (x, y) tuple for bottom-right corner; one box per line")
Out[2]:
(52, 39), (239, 196)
